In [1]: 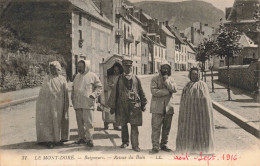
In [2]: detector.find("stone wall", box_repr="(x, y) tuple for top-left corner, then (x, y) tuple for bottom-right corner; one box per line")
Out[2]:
(0, 67), (67, 92)
(218, 61), (259, 91)
(0, 72), (45, 92)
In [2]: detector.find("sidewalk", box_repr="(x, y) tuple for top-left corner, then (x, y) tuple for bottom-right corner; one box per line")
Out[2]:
(204, 74), (260, 137)
(0, 82), (73, 109)
(0, 74), (154, 109)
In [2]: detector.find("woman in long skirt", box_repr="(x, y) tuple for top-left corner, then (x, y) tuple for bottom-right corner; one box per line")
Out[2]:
(36, 61), (69, 148)
(176, 67), (215, 154)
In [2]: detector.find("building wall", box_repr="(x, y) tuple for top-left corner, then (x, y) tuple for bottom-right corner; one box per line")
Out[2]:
(131, 20), (144, 75)
(186, 44), (197, 70)
(71, 11), (113, 76)
(175, 50), (180, 71)
(141, 40), (149, 74)
(212, 56), (225, 70)
(231, 48), (258, 65)
(166, 36), (175, 71)
(153, 44), (165, 73)
(122, 20), (132, 56)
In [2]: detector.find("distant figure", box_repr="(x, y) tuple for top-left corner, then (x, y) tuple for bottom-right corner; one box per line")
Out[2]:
(176, 67), (215, 154)
(103, 64), (121, 130)
(71, 60), (102, 147)
(108, 58), (147, 152)
(36, 61), (69, 149)
(149, 62), (177, 154)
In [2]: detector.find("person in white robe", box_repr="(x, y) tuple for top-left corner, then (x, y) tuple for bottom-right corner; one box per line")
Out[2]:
(71, 60), (102, 147)
(176, 67), (215, 154)
(36, 61), (69, 149)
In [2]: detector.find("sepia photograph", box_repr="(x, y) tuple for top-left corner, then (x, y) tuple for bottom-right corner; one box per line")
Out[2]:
(0, 0), (259, 165)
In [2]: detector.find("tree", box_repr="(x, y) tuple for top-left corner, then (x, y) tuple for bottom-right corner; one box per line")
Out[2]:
(215, 25), (242, 101)
(196, 38), (216, 84)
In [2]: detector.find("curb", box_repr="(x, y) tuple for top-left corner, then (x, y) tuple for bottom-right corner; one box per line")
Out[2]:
(0, 95), (38, 109)
(0, 89), (73, 110)
(212, 101), (260, 139)
(137, 74), (156, 78)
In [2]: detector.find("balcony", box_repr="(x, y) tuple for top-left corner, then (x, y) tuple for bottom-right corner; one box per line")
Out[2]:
(115, 29), (123, 38)
(124, 33), (134, 43)
(135, 36), (141, 44)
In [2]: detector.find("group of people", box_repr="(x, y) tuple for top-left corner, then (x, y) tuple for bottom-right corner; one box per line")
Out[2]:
(36, 57), (215, 155)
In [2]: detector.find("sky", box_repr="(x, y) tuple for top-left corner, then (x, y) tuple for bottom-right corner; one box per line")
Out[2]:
(128, 0), (236, 12)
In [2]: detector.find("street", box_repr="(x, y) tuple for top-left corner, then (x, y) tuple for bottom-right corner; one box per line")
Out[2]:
(0, 71), (259, 165)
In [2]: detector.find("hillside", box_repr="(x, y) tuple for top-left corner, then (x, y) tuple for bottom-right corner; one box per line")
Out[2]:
(134, 0), (225, 30)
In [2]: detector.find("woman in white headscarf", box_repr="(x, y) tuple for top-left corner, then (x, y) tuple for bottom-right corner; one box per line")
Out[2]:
(36, 61), (69, 149)
(176, 67), (215, 154)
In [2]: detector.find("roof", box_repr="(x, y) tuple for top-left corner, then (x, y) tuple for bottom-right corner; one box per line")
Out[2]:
(129, 14), (144, 27)
(186, 41), (196, 52)
(227, 0), (259, 21)
(69, 0), (113, 27)
(161, 25), (175, 38)
(3, 0), (113, 27)
(142, 12), (152, 20)
(146, 36), (166, 48)
(238, 33), (258, 48)
(168, 25), (185, 44)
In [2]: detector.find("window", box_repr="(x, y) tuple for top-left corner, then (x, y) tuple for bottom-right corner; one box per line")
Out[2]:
(135, 43), (137, 55)
(78, 30), (83, 48)
(124, 25), (126, 38)
(75, 55), (78, 73)
(92, 29), (95, 48)
(79, 13), (82, 26)
(79, 30), (82, 40)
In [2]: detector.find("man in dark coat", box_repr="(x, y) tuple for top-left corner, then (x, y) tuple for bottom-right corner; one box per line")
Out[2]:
(108, 58), (147, 152)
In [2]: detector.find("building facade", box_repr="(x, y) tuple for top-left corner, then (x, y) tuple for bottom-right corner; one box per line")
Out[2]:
(224, 0), (259, 65)
(0, 0), (113, 80)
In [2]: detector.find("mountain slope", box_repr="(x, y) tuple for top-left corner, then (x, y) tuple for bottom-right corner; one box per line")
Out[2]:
(134, 0), (224, 30)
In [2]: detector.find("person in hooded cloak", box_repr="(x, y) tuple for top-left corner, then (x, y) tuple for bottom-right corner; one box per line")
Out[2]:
(36, 61), (69, 149)
(71, 60), (102, 147)
(149, 62), (177, 154)
(176, 67), (215, 154)
(103, 64), (121, 130)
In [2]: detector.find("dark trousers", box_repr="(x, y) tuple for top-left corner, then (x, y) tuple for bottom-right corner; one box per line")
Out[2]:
(151, 113), (173, 149)
(121, 124), (139, 147)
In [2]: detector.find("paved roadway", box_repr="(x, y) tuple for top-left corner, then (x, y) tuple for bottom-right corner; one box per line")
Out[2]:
(0, 71), (259, 165)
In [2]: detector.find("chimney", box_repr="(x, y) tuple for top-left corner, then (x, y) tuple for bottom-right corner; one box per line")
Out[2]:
(140, 9), (143, 14)
(165, 21), (168, 27)
(100, 2), (103, 16)
(159, 22), (163, 29)
(200, 22), (202, 32)
(191, 27), (194, 44)
(155, 19), (159, 25)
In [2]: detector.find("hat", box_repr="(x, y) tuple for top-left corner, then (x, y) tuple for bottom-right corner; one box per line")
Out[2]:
(122, 57), (133, 66)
